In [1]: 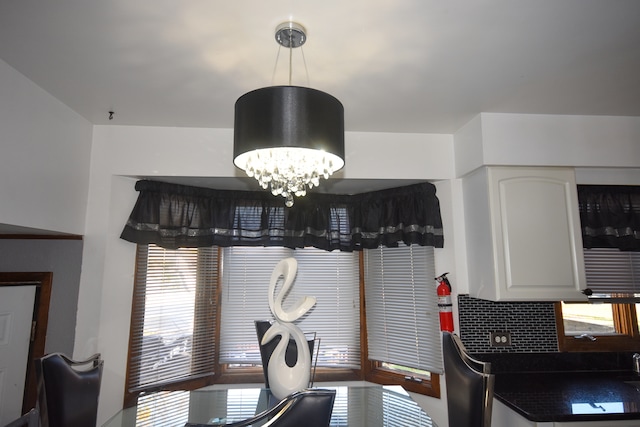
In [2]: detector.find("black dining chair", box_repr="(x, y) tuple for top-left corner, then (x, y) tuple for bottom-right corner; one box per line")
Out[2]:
(185, 388), (336, 427)
(3, 408), (39, 427)
(442, 332), (495, 427)
(35, 352), (103, 427)
(254, 320), (319, 388)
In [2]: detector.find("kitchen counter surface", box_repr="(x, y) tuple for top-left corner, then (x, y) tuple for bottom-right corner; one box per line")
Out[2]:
(472, 352), (640, 423)
(493, 371), (640, 422)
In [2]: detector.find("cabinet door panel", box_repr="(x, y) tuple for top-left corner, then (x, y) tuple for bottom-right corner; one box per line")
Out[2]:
(498, 175), (577, 292)
(489, 167), (586, 301)
(464, 166), (587, 301)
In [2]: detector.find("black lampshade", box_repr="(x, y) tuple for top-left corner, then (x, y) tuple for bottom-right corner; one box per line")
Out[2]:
(233, 85), (345, 206)
(233, 85), (345, 162)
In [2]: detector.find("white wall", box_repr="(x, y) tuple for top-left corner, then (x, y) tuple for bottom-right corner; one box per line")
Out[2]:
(575, 167), (640, 185)
(453, 114), (485, 176)
(0, 239), (83, 355)
(455, 113), (640, 176)
(480, 113), (640, 169)
(0, 59), (92, 234)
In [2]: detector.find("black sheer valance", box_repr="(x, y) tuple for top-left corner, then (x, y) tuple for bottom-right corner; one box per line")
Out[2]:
(120, 180), (444, 251)
(578, 185), (640, 251)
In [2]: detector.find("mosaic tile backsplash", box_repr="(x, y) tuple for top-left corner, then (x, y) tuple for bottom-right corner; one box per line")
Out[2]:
(457, 294), (559, 353)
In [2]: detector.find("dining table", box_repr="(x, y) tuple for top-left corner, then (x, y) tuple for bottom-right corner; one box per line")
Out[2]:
(102, 384), (438, 427)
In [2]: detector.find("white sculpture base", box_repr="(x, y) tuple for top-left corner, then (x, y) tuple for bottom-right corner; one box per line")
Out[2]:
(262, 321), (311, 400)
(262, 258), (316, 400)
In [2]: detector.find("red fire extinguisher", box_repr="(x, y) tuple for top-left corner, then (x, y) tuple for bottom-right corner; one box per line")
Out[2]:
(436, 272), (454, 332)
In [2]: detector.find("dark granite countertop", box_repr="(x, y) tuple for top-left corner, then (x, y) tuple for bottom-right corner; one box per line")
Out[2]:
(474, 352), (640, 422)
(493, 371), (640, 422)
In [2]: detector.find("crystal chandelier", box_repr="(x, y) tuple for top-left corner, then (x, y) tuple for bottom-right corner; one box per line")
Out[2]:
(233, 22), (345, 207)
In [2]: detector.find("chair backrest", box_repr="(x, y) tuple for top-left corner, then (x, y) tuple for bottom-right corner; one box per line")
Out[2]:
(254, 321), (315, 388)
(3, 408), (39, 427)
(442, 332), (495, 427)
(35, 353), (103, 427)
(266, 388), (335, 427)
(185, 388), (336, 427)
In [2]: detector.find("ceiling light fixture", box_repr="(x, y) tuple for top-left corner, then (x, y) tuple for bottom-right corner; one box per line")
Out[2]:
(233, 21), (345, 207)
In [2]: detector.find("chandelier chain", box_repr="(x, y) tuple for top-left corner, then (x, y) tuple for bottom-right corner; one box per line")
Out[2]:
(288, 31), (293, 85)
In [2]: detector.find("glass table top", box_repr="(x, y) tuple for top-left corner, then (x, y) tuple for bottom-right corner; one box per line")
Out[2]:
(103, 385), (437, 427)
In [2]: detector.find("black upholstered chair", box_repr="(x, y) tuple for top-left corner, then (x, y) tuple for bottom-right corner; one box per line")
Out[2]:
(35, 353), (103, 427)
(442, 332), (494, 427)
(3, 408), (39, 427)
(185, 388), (336, 427)
(254, 320), (318, 388)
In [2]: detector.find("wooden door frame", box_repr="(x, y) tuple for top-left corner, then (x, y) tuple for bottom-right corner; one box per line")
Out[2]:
(0, 272), (52, 413)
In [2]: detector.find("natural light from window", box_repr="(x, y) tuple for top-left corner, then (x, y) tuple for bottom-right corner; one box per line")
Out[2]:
(380, 363), (431, 381)
(561, 302), (615, 335)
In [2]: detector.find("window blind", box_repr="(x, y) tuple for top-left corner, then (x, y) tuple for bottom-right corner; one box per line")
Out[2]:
(364, 244), (443, 374)
(219, 246), (361, 369)
(127, 245), (217, 394)
(584, 248), (640, 299)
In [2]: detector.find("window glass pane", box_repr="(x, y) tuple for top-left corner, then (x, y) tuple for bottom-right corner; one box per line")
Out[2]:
(219, 246), (291, 366)
(293, 248), (361, 368)
(561, 302), (615, 335)
(584, 248), (640, 296)
(364, 244), (443, 374)
(127, 245), (217, 393)
(219, 246), (361, 369)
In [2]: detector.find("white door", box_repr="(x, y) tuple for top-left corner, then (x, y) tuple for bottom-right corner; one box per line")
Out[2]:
(0, 285), (36, 425)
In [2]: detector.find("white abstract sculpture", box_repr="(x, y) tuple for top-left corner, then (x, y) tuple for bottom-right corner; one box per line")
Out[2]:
(262, 257), (316, 400)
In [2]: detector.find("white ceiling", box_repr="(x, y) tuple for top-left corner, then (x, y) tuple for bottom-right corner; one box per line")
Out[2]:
(1, 1), (639, 235)
(1, 0), (639, 135)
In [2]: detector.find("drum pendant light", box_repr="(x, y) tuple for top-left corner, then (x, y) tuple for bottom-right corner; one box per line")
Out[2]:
(233, 22), (345, 207)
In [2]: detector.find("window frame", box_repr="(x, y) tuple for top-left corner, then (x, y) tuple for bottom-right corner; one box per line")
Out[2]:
(555, 302), (640, 352)
(126, 244), (441, 406)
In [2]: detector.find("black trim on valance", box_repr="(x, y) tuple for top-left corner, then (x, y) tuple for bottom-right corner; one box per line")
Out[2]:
(120, 180), (444, 251)
(578, 185), (640, 251)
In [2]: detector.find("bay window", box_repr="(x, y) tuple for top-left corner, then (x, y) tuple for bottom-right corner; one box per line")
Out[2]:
(125, 241), (443, 404)
(121, 179), (445, 405)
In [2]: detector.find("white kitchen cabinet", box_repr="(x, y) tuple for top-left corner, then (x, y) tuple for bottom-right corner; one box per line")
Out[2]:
(491, 400), (537, 427)
(463, 166), (586, 301)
